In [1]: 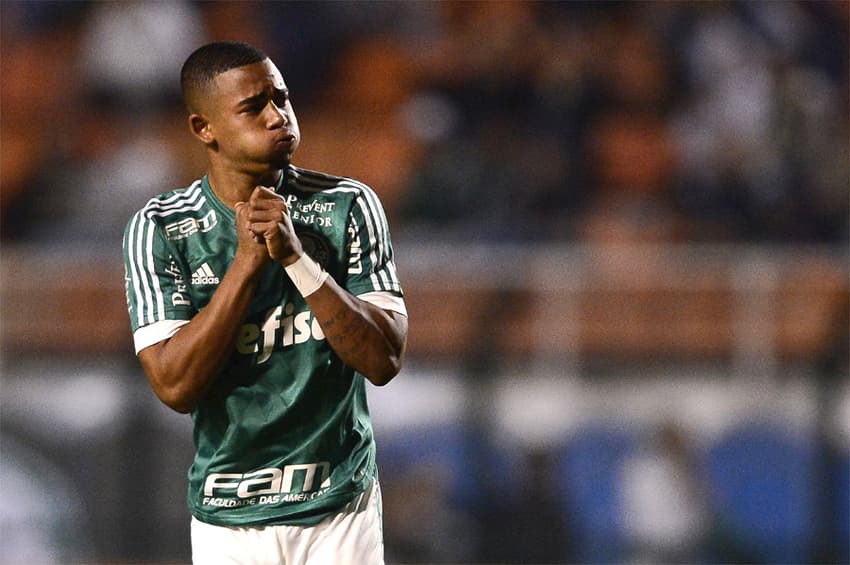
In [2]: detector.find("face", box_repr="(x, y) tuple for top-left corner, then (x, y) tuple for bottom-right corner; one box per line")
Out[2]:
(198, 59), (300, 173)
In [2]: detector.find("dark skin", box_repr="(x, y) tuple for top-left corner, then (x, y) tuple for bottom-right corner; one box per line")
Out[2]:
(138, 59), (408, 413)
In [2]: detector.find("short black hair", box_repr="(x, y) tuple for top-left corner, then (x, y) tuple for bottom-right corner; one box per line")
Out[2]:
(181, 41), (268, 112)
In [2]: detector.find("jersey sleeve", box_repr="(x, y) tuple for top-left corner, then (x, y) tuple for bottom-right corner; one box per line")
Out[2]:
(345, 186), (403, 296)
(123, 209), (196, 335)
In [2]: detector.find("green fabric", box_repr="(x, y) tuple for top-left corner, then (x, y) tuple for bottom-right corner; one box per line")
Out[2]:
(123, 165), (402, 526)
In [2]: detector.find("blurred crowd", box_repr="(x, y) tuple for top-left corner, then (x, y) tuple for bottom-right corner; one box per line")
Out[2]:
(1, 2), (848, 565)
(2, 1), (848, 248)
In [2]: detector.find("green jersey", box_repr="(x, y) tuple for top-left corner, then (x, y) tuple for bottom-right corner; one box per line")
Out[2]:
(122, 165), (403, 527)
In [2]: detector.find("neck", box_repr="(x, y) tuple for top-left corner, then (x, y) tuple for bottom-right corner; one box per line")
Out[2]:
(206, 164), (284, 209)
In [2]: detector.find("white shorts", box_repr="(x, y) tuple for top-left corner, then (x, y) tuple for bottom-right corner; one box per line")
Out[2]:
(190, 480), (384, 565)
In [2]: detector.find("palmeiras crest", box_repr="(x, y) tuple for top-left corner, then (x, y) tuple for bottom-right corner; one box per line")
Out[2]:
(296, 228), (332, 270)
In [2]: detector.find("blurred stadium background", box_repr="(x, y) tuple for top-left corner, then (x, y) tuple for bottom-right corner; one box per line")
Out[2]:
(1, 1), (848, 564)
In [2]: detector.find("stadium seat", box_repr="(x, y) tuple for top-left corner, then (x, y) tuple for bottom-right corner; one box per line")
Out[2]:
(377, 423), (470, 498)
(556, 425), (636, 563)
(376, 422), (524, 507)
(703, 422), (815, 563)
(832, 453), (849, 564)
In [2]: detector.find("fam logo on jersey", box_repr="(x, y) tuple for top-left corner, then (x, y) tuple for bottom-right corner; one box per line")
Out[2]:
(202, 461), (332, 509)
(191, 262), (220, 285)
(165, 209), (218, 241)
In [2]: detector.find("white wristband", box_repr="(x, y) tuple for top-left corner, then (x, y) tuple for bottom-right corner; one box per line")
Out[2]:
(284, 254), (328, 297)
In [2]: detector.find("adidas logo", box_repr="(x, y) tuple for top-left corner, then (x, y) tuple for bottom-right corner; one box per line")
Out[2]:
(191, 262), (220, 285)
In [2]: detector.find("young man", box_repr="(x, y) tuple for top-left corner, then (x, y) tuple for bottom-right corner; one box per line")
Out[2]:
(123, 41), (408, 564)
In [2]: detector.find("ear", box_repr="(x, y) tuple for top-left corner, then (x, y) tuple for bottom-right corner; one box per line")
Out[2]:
(188, 113), (215, 145)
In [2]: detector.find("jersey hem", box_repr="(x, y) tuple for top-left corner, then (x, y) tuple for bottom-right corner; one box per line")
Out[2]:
(188, 482), (371, 528)
(133, 319), (191, 354)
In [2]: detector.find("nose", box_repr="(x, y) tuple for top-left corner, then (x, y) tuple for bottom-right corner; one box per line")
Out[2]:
(267, 103), (287, 129)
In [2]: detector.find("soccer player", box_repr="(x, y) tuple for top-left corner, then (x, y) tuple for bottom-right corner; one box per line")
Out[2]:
(122, 41), (408, 564)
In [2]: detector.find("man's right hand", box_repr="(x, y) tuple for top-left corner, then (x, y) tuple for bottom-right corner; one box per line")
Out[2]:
(234, 201), (270, 272)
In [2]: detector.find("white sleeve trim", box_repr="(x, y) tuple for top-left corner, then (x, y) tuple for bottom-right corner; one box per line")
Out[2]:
(357, 291), (407, 316)
(133, 319), (190, 354)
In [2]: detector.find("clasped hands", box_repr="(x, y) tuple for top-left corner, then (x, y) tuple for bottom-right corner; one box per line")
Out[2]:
(235, 186), (303, 267)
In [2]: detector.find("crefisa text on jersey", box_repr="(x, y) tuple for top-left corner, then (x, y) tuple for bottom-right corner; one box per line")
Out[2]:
(237, 302), (325, 364)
